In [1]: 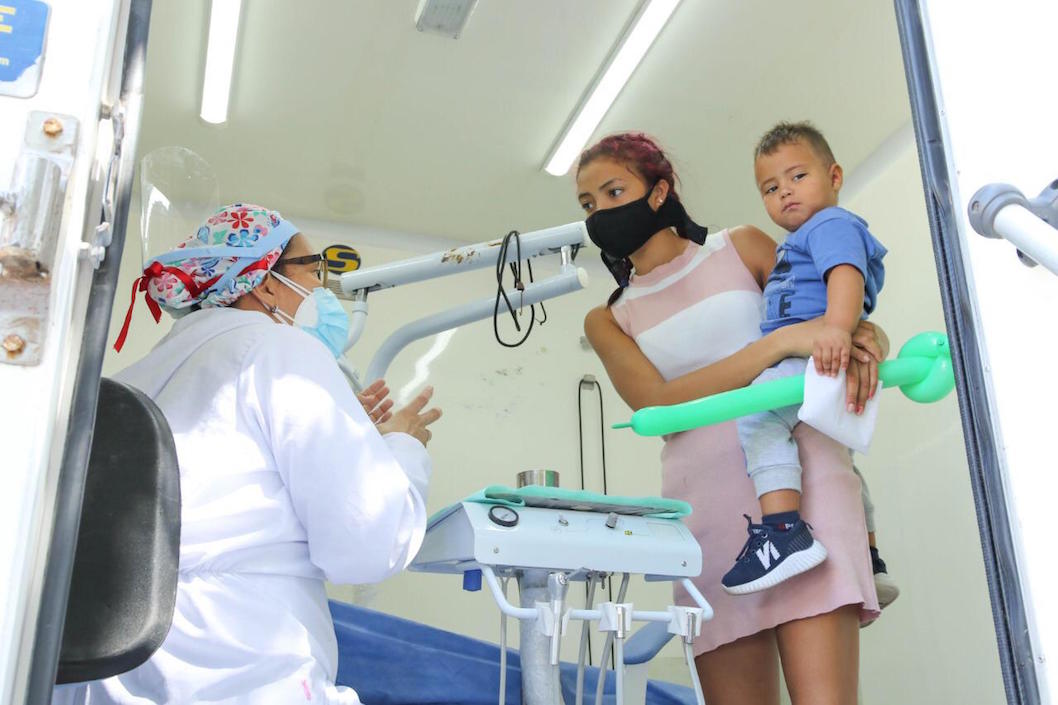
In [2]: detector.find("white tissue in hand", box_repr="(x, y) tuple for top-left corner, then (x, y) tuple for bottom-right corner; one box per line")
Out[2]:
(797, 357), (881, 454)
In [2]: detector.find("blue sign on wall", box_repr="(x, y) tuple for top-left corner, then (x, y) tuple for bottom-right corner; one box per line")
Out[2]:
(0, 1), (49, 97)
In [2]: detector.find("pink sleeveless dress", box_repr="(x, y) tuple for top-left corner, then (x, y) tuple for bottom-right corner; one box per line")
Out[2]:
(611, 231), (880, 654)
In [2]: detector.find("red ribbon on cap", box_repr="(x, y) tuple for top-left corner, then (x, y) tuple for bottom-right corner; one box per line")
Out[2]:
(112, 257), (276, 352)
(114, 262), (218, 352)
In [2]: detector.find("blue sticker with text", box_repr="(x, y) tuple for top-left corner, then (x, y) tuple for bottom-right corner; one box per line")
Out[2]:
(0, 1), (49, 84)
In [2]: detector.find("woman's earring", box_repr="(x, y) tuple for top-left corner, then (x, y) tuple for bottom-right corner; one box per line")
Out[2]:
(269, 304), (278, 313)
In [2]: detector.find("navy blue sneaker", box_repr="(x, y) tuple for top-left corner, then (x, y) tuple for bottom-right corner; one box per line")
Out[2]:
(721, 515), (828, 594)
(871, 546), (901, 609)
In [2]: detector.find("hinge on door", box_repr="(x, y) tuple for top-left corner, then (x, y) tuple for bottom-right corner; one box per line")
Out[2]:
(0, 110), (80, 366)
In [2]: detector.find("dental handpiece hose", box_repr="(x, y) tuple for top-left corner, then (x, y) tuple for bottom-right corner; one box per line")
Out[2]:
(548, 572), (569, 667)
(498, 577), (510, 705)
(595, 573), (630, 705)
(685, 639), (705, 705)
(575, 576), (598, 705)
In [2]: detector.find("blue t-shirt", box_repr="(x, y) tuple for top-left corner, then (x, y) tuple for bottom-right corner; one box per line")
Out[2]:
(760, 206), (887, 335)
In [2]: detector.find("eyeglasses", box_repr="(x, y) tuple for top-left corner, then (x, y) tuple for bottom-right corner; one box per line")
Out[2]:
(276, 253), (327, 286)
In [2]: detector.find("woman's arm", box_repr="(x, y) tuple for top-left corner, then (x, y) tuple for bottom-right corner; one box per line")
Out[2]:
(587, 223), (806, 410)
(589, 304), (889, 414)
(585, 305), (796, 410)
(728, 224), (778, 289)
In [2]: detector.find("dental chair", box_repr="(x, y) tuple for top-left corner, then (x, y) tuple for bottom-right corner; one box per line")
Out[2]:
(622, 621), (682, 705)
(55, 378), (181, 684)
(329, 600), (697, 705)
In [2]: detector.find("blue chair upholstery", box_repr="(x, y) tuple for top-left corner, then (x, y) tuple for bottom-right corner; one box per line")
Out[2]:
(329, 600), (696, 705)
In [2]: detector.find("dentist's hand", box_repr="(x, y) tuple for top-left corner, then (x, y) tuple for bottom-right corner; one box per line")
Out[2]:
(357, 379), (394, 425)
(377, 386), (442, 447)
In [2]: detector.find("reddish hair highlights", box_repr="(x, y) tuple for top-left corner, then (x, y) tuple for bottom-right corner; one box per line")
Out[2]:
(577, 132), (682, 204)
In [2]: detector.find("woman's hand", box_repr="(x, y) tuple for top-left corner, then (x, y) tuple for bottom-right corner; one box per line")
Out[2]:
(845, 320), (890, 411)
(376, 386), (442, 447)
(784, 319), (888, 412)
(851, 320), (889, 365)
(844, 356), (878, 414)
(357, 379), (394, 425)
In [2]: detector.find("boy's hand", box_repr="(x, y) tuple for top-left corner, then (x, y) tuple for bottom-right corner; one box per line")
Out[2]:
(813, 324), (853, 377)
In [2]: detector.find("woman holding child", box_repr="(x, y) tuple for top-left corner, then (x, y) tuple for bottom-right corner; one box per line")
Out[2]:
(576, 126), (883, 704)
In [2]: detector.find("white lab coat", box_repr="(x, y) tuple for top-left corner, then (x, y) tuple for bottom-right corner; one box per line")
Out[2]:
(54, 307), (431, 704)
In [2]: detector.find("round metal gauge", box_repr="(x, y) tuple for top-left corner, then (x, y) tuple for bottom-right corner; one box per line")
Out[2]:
(488, 505), (519, 527)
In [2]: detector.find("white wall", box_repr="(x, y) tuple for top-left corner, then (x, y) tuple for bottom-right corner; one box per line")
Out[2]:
(102, 143), (1007, 701)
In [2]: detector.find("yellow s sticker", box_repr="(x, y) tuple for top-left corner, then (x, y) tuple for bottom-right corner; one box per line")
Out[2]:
(323, 244), (361, 274)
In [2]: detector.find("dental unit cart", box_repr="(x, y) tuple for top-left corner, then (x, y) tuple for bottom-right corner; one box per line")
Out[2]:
(411, 483), (712, 705)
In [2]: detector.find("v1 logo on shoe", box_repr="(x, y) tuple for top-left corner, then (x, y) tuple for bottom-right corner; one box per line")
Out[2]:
(756, 540), (780, 569)
(722, 516), (827, 595)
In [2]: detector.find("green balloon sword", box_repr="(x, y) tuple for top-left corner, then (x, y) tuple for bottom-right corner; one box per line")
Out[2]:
(614, 332), (956, 436)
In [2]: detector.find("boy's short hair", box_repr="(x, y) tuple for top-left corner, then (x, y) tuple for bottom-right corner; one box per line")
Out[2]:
(754, 121), (837, 167)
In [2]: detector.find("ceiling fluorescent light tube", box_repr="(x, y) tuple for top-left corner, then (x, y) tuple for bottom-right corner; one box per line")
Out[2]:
(543, 0), (681, 176)
(415, 0), (479, 39)
(200, 0), (243, 124)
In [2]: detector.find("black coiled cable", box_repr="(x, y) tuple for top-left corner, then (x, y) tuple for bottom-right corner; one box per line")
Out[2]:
(493, 230), (547, 348)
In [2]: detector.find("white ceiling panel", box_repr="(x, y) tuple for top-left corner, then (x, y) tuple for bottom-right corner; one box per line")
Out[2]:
(135, 0), (911, 245)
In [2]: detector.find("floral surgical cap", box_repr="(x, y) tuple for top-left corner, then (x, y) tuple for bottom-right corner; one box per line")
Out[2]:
(114, 203), (298, 351)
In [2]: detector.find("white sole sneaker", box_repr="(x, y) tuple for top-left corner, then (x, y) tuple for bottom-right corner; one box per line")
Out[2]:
(722, 540), (828, 595)
(874, 571), (901, 609)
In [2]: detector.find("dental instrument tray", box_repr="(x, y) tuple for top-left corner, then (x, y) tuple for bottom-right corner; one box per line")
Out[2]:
(471, 485), (690, 517)
(411, 486), (700, 580)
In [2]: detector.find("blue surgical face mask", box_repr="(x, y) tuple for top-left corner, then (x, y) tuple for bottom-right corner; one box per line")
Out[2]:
(270, 271), (350, 358)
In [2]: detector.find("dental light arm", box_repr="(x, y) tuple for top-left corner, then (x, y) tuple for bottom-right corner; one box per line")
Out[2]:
(364, 264), (587, 382)
(337, 221), (588, 294)
(334, 222), (590, 383)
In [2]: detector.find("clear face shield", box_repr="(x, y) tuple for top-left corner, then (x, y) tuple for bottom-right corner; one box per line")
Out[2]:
(138, 147), (362, 302)
(138, 146), (220, 274)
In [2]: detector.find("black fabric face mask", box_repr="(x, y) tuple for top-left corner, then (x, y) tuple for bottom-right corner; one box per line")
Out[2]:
(585, 187), (708, 287)
(585, 190), (677, 259)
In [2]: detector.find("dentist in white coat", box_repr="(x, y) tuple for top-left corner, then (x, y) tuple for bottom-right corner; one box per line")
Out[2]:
(56, 203), (440, 704)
